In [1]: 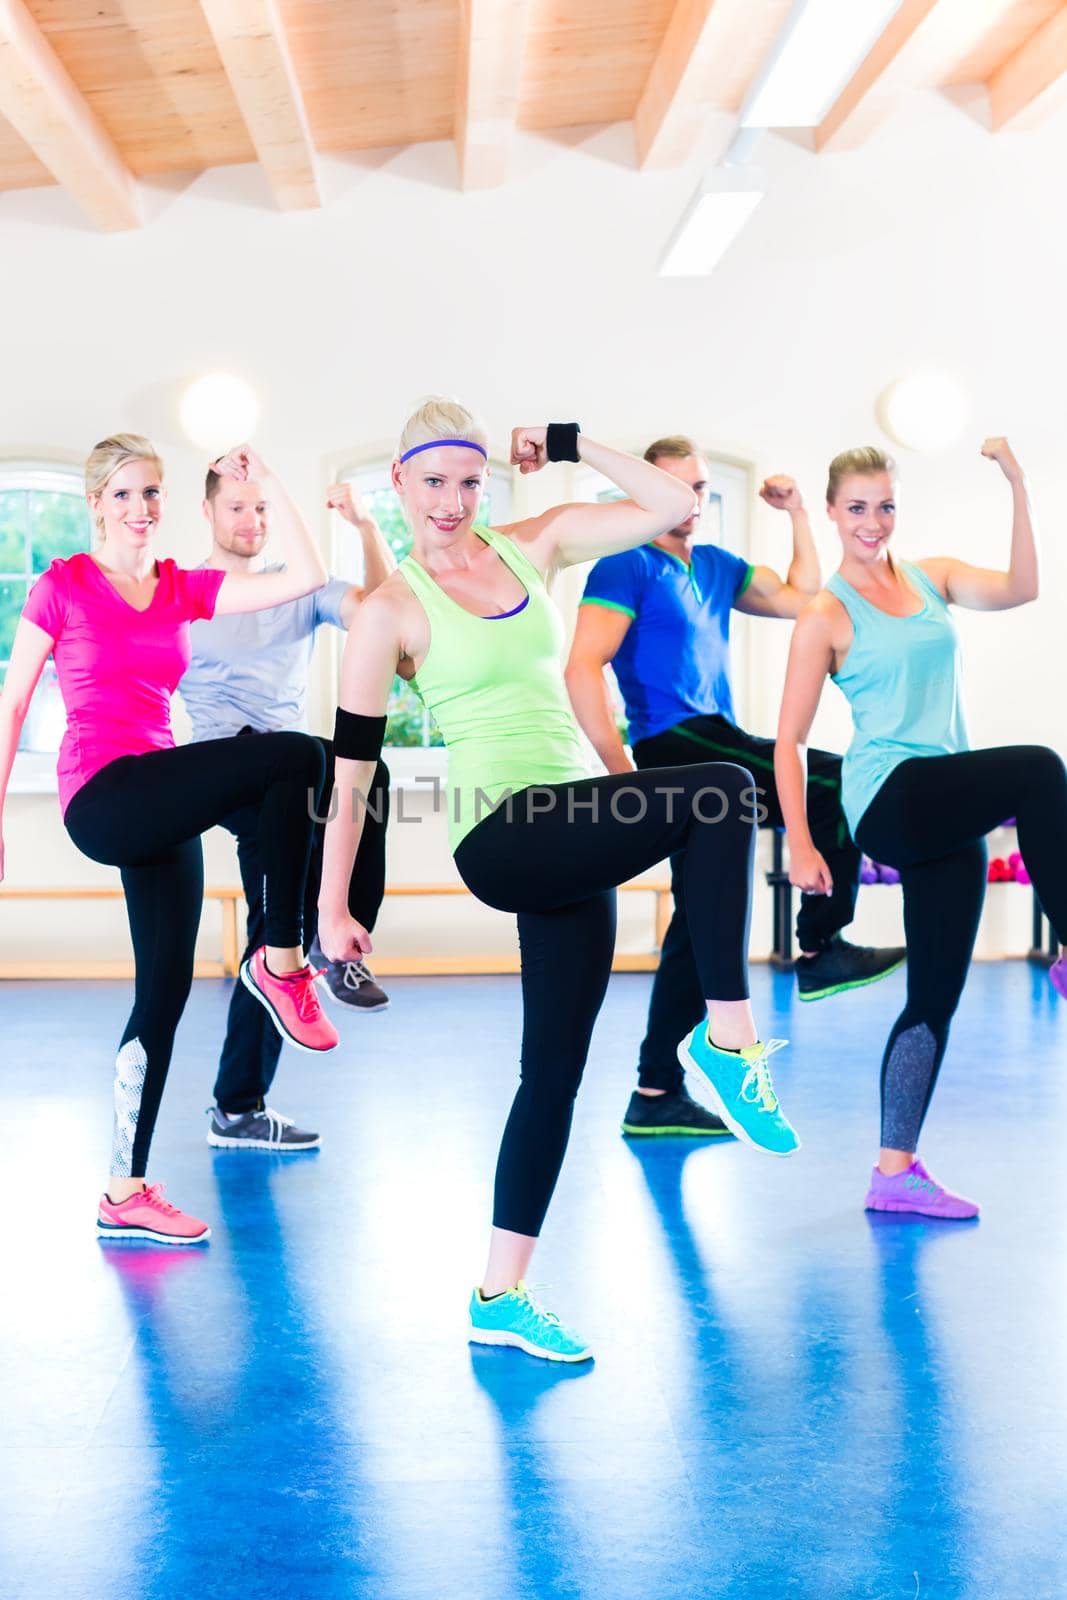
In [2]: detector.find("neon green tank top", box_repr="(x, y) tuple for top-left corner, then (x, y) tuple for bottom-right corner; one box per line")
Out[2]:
(397, 527), (589, 851)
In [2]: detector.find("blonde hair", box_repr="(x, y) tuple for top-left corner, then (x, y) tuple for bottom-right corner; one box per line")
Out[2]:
(644, 435), (701, 464)
(826, 445), (896, 505)
(397, 397), (489, 460)
(85, 434), (163, 533)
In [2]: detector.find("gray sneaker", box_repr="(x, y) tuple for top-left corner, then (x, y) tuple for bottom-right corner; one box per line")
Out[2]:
(309, 939), (390, 1012)
(206, 1105), (320, 1151)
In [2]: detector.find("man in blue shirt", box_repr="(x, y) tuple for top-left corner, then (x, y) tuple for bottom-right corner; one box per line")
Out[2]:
(181, 467), (396, 1152)
(566, 435), (904, 1137)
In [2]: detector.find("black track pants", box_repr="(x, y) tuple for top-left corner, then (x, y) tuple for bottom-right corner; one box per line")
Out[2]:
(212, 744), (390, 1113)
(633, 713), (860, 1090)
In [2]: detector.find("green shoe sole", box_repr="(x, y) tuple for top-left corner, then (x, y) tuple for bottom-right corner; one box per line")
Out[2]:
(620, 1121), (732, 1138)
(797, 957), (906, 1003)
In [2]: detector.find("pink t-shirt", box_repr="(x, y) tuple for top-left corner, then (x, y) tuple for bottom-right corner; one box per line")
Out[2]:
(23, 553), (226, 815)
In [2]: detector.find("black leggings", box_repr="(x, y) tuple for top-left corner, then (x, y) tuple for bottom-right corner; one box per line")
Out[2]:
(453, 762), (757, 1236)
(213, 743), (390, 1113)
(855, 746), (1067, 1153)
(64, 734), (325, 1177)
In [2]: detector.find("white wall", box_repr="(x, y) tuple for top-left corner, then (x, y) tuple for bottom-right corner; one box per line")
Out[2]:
(0, 86), (1061, 963)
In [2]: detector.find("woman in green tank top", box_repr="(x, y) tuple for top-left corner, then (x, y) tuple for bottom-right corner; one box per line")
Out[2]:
(317, 398), (801, 1361)
(775, 438), (1067, 1223)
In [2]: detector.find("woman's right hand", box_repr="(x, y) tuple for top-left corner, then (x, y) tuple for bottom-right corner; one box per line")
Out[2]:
(510, 427), (549, 475)
(789, 842), (833, 896)
(759, 475), (803, 513)
(315, 909), (372, 965)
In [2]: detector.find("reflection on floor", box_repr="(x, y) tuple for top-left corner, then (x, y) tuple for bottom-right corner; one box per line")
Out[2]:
(2, 963), (1065, 1599)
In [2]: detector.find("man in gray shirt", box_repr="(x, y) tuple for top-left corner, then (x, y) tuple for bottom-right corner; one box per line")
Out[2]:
(181, 466), (396, 1151)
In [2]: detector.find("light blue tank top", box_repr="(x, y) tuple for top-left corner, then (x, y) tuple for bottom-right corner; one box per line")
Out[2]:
(826, 561), (969, 835)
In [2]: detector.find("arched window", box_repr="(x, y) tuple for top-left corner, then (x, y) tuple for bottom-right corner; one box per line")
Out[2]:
(0, 464), (91, 753)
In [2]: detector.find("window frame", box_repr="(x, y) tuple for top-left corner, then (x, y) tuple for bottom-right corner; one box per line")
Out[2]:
(0, 458), (91, 767)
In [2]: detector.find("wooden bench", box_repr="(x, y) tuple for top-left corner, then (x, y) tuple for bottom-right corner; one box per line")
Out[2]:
(0, 881), (673, 980)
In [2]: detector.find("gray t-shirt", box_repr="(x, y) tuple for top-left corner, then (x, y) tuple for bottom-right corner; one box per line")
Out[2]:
(181, 564), (350, 742)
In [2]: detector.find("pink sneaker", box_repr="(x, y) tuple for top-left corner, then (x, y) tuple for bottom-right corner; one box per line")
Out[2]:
(864, 1158), (979, 1220)
(97, 1184), (211, 1244)
(240, 946), (339, 1054)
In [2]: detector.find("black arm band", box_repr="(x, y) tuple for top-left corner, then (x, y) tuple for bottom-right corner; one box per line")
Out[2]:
(545, 423), (581, 463)
(333, 709), (387, 762)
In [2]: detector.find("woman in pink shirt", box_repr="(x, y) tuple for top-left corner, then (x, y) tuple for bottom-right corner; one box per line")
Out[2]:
(0, 434), (339, 1244)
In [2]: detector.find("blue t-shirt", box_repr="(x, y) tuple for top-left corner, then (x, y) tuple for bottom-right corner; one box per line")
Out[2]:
(180, 564), (350, 741)
(581, 543), (753, 746)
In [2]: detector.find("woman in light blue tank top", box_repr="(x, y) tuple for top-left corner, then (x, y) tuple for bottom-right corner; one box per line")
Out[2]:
(776, 439), (1067, 1220)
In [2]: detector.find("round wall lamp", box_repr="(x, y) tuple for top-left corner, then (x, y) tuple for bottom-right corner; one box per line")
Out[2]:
(179, 373), (260, 452)
(877, 371), (970, 454)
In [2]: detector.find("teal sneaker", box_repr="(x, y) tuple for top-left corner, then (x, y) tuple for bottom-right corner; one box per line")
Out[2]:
(677, 1030), (801, 1158)
(468, 1282), (593, 1363)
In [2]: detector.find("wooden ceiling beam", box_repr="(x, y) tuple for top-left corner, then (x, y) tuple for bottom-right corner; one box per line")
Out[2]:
(0, 0), (140, 230)
(988, 5), (1067, 128)
(455, 0), (533, 190)
(634, 0), (793, 170)
(816, 0), (1024, 152)
(196, 0), (320, 211)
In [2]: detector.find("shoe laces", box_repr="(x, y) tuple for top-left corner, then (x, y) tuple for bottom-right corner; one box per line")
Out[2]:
(513, 1280), (563, 1329)
(289, 967), (324, 1023)
(341, 960), (374, 990)
(739, 1039), (788, 1114)
(139, 1183), (180, 1216)
(260, 1106), (294, 1145)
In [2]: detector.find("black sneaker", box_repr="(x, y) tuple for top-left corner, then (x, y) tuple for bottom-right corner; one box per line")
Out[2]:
(206, 1105), (320, 1151)
(621, 1082), (732, 1138)
(795, 936), (906, 1002)
(309, 938), (390, 1011)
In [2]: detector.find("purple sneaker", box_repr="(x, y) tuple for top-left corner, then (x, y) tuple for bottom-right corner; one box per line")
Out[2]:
(864, 1158), (979, 1220)
(1050, 958), (1067, 1001)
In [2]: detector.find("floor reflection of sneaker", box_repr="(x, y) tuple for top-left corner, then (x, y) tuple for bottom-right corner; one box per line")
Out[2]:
(678, 1029), (800, 1157)
(239, 946), (339, 1052)
(308, 938), (390, 1011)
(206, 1105), (320, 1151)
(97, 1184), (211, 1245)
(621, 1082), (731, 1138)
(795, 936), (907, 1002)
(468, 1282), (593, 1363)
(864, 1159), (979, 1220)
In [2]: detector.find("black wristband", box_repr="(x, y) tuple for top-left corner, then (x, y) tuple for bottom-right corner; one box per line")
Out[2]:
(545, 423), (581, 463)
(333, 709), (387, 762)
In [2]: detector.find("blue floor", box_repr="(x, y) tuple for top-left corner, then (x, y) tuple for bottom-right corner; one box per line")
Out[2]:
(3, 962), (1066, 1599)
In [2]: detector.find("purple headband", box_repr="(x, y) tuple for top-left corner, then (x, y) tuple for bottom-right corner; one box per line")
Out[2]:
(399, 438), (488, 464)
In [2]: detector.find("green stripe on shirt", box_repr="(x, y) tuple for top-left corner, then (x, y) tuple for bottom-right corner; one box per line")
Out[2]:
(580, 597), (636, 619)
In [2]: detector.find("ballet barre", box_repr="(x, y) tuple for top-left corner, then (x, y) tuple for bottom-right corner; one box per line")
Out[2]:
(0, 880), (673, 980)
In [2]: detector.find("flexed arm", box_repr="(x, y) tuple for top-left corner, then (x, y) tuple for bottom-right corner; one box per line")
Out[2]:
(212, 446), (328, 614)
(506, 427), (697, 572)
(919, 439), (1038, 611)
(736, 476), (822, 620)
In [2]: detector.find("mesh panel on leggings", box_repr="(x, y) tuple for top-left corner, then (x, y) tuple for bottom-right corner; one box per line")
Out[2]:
(881, 1022), (938, 1152)
(111, 1038), (148, 1175)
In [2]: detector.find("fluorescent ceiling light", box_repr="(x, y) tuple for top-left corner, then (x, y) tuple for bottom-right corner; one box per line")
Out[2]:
(659, 186), (764, 277)
(742, 0), (902, 129)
